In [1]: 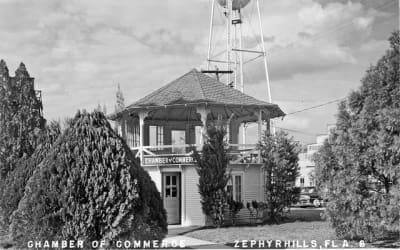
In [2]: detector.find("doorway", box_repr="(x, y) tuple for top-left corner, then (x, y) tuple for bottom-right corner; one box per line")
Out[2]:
(162, 172), (181, 225)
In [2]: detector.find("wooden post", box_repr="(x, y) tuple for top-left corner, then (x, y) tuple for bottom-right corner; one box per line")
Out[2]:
(226, 113), (235, 144)
(139, 111), (148, 163)
(256, 109), (263, 163)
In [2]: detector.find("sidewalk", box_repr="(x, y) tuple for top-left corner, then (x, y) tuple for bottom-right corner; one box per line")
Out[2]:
(163, 235), (223, 249)
(166, 226), (233, 249)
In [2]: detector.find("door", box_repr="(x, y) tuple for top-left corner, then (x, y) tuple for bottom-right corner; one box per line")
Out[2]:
(171, 130), (186, 154)
(163, 172), (181, 224)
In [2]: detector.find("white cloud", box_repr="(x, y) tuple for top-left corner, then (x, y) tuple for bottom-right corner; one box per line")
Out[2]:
(0, 0), (396, 144)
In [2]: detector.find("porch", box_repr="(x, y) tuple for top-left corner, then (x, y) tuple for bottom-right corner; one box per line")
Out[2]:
(132, 143), (261, 167)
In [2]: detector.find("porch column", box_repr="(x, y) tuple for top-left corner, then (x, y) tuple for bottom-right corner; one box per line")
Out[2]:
(121, 114), (127, 139)
(196, 106), (210, 145)
(230, 119), (241, 145)
(256, 109), (263, 163)
(139, 111), (149, 163)
(226, 113), (235, 144)
(266, 118), (271, 135)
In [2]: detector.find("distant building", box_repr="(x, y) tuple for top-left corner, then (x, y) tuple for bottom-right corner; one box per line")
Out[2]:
(295, 125), (335, 188)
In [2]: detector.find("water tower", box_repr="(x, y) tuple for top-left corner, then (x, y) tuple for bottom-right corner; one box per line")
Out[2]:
(205, 0), (272, 103)
(204, 0), (274, 139)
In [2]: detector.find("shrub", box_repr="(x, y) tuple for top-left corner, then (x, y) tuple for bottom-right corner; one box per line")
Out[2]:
(10, 111), (167, 247)
(258, 131), (300, 222)
(193, 126), (230, 227)
(314, 31), (400, 242)
(227, 199), (243, 225)
(246, 201), (268, 224)
(0, 122), (61, 226)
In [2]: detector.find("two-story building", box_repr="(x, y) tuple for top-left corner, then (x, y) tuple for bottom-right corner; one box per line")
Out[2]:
(296, 125), (336, 188)
(110, 69), (285, 226)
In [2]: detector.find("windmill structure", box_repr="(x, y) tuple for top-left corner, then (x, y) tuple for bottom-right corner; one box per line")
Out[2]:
(204, 0), (275, 139)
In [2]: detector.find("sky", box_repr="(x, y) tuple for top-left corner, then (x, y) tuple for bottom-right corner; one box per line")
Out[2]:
(0, 0), (398, 145)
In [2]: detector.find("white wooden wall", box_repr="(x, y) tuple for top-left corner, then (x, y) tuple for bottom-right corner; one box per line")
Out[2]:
(182, 166), (205, 226)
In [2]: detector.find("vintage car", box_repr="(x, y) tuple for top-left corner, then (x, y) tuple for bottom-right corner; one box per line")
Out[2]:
(295, 187), (325, 207)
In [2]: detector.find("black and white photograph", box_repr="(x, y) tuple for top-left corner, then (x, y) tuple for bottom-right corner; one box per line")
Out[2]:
(0, 0), (399, 249)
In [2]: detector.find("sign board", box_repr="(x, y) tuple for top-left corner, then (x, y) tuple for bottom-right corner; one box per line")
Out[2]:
(142, 155), (196, 166)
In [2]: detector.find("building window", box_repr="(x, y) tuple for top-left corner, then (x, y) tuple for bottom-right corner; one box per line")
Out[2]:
(165, 175), (178, 198)
(227, 174), (243, 202)
(300, 177), (305, 187)
(234, 175), (242, 201)
(126, 122), (140, 148)
(171, 130), (186, 154)
(150, 125), (164, 148)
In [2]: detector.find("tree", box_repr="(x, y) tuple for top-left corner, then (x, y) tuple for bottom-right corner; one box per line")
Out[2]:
(10, 111), (167, 247)
(193, 126), (230, 227)
(314, 31), (399, 242)
(0, 61), (45, 227)
(0, 61), (45, 178)
(258, 131), (300, 222)
(0, 122), (61, 226)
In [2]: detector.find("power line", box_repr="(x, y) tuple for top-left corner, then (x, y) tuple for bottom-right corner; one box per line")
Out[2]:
(280, 97), (346, 117)
(274, 126), (318, 136)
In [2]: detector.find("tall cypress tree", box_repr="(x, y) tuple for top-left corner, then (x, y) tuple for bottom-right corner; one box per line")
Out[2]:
(0, 61), (45, 227)
(258, 131), (300, 222)
(0, 61), (45, 178)
(193, 126), (230, 227)
(314, 31), (399, 242)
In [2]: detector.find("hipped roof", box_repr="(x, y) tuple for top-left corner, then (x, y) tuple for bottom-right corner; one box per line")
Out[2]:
(110, 69), (285, 122)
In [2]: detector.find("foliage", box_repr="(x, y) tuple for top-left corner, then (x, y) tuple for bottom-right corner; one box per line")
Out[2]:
(9, 111), (167, 247)
(0, 122), (61, 226)
(246, 201), (268, 224)
(193, 126), (230, 227)
(314, 31), (400, 242)
(0, 61), (45, 227)
(258, 131), (300, 222)
(227, 199), (243, 225)
(0, 61), (45, 178)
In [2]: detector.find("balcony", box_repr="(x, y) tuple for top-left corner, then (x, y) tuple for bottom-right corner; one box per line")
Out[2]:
(132, 144), (262, 166)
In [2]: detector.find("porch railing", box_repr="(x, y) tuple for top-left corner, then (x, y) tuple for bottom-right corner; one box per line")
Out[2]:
(132, 144), (262, 166)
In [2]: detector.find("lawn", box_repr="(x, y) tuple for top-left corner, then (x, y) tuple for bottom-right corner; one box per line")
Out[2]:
(185, 208), (370, 248)
(186, 221), (340, 244)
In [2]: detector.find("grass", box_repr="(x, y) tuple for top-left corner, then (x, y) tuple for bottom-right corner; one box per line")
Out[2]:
(185, 208), (371, 248)
(187, 221), (337, 243)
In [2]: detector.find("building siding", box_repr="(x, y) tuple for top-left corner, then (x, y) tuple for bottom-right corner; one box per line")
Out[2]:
(231, 165), (264, 224)
(146, 166), (162, 193)
(144, 164), (265, 226)
(182, 166), (205, 226)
